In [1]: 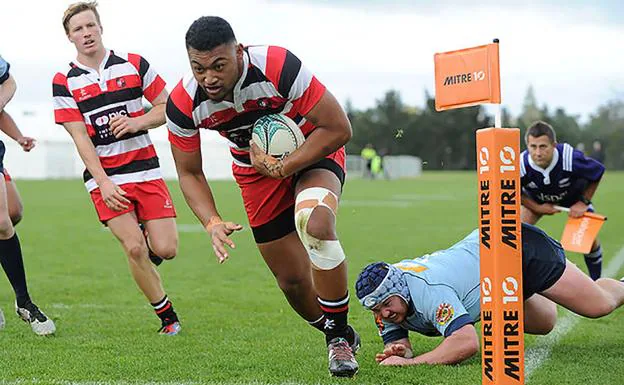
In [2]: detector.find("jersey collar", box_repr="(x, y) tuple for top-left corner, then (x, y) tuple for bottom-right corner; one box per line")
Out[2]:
(232, 50), (250, 113)
(527, 146), (559, 185)
(73, 48), (111, 75)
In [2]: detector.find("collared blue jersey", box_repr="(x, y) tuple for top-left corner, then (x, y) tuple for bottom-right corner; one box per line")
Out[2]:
(520, 143), (604, 207)
(0, 55), (10, 85)
(380, 230), (481, 344)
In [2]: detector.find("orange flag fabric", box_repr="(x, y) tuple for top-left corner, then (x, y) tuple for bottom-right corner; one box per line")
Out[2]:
(434, 42), (501, 111)
(556, 206), (607, 254)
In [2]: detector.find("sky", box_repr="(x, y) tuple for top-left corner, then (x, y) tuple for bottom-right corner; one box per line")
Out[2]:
(1, 0), (623, 137)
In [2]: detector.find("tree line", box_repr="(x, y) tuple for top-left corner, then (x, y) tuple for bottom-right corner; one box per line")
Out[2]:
(345, 87), (624, 170)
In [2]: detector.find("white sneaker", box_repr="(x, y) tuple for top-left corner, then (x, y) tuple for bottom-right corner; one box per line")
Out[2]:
(16, 301), (56, 336)
(0, 308), (5, 330)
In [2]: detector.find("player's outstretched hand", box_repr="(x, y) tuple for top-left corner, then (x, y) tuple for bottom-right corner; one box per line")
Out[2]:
(249, 141), (286, 179)
(375, 343), (409, 363)
(208, 220), (243, 264)
(99, 178), (130, 212)
(110, 115), (142, 138)
(17, 136), (36, 152)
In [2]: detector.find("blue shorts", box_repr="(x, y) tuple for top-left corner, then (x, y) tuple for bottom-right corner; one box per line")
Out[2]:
(521, 223), (566, 299)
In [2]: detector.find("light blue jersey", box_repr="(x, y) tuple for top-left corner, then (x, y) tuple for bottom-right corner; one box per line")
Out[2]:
(0, 55), (10, 85)
(380, 230), (481, 344)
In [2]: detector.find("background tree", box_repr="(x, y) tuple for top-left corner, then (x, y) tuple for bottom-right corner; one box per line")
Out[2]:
(346, 87), (622, 170)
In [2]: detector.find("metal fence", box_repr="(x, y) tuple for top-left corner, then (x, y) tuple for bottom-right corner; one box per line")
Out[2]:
(345, 155), (422, 179)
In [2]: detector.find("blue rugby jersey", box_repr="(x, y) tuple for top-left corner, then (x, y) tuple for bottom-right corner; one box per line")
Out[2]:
(520, 143), (604, 207)
(379, 230), (481, 344)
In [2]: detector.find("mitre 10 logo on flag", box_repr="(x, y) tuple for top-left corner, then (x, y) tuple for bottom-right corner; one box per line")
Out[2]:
(434, 42), (501, 111)
(559, 212), (607, 254)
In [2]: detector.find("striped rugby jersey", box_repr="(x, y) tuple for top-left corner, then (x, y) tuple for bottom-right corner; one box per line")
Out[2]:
(520, 143), (605, 207)
(53, 50), (166, 192)
(166, 45), (326, 167)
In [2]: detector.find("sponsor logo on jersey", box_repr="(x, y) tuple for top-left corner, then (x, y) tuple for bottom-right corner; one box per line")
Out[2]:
(257, 98), (269, 108)
(435, 303), (454, 325)
(90, 106), (129, 140)
(202, 114), (222, 129)
(559, 177), (571, 188)
(78, 88), (91, 102)
(536, 191), (567, 203)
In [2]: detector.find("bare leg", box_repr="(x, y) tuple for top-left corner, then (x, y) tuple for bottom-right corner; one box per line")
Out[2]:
(0, 177), (15, 239)
(541, 260), (624, 318)
(524, 294), (557, 335)
(5, 179), (23, 226)
(295, 169), (348, 299)
(143, 217), (178, 260)
(0, 176), (29, 303)
(257, 232), (322, 321)
(107, 213), (165, 303)
(0, 176), (55, 334)
(292, 165), (358, 377)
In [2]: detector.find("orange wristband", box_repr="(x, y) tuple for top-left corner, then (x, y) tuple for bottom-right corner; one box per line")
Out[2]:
(204, 216), (223, 233)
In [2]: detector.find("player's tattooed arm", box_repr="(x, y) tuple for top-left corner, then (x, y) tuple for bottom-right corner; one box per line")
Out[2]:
(260, 156), (286, 179)
(249, 141), (288, 179)
(280, 90), (351, 174)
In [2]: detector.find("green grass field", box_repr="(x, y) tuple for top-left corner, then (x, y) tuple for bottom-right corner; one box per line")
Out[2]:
(1, 172), (623, 385)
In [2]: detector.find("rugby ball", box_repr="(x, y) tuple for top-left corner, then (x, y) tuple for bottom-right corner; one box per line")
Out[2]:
(251, 114), (305, 158)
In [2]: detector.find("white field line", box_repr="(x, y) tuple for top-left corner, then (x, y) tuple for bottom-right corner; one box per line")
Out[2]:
(390, 194), (457, 201)
(341, 194), (463, 209)
(340, 193), (464, 208)
(525, 245), (624, 381)
(340, 199), (412, 208)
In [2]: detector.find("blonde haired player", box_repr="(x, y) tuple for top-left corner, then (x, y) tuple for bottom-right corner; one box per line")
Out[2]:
(52, 2), (180, 334)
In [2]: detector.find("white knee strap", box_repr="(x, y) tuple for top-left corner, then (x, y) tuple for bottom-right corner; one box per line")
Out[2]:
(295, 187), (345, 270)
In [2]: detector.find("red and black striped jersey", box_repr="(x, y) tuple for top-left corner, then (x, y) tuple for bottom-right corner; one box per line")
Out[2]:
(166, 45), (326, 167)
(52, 50), (166, 191)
